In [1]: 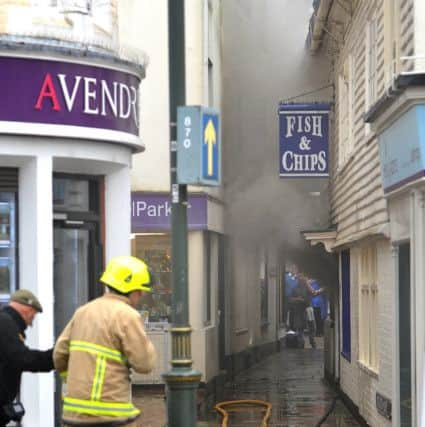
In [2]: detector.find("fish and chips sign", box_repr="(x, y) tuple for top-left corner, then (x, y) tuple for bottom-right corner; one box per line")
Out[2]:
(279, 103), (330, 177)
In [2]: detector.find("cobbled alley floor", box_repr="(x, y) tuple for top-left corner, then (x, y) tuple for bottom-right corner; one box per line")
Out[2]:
(133, 345), (362, 427)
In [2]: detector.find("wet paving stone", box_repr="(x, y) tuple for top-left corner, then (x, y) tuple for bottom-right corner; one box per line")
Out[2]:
(206, 347), (362, 427)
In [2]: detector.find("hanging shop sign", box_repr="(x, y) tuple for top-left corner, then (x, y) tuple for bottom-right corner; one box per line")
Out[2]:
(131, 193), (208, 231)
(0, 55), (142, 149)
(278, 103), (330, 177)
(379, 105), (425, 193)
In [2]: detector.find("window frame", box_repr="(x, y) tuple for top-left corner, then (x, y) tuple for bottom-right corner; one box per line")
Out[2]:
(338, 55), (354, 167)
(366, 16), (379, 107)
(32, 1), (93, 13)
(358, 245), (379, 373)
(0, 168), (19, 304)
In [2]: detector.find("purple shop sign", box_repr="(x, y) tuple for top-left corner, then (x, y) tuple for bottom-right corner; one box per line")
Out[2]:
(131, 193), (208, 231)
(0, 55), (141, 140)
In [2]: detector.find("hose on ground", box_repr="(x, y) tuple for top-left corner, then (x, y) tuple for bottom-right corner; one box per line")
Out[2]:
(314, 395), (339, 427)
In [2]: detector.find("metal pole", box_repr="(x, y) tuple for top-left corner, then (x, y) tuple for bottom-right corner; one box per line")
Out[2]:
(163, 1), (201, 426)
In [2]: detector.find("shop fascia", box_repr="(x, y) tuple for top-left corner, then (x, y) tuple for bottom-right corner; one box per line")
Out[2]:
(34, 72), (138, 126)
(131, 193), (208, 231)
(0, 54), (144, 150)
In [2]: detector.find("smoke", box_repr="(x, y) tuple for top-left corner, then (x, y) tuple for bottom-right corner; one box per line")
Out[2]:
(222, 0), (336, 283)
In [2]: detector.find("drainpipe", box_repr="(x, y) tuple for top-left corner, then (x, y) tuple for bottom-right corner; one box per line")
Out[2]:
(307, 0), (334, 54)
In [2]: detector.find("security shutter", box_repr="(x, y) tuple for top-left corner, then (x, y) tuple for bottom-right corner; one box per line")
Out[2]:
(0, 168), (18, 192)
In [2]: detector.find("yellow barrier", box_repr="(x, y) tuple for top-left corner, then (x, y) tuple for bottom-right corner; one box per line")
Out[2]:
(214, 399), (272, 427)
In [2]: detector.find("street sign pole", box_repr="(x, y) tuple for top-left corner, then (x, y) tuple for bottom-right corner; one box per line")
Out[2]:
(163, 1), (201, 426)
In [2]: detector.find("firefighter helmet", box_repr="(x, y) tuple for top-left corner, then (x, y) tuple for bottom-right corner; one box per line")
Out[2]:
(100, 256), (153, 294)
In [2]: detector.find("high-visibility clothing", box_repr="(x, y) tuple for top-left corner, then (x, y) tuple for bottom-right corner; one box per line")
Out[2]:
(54, 293), (156, 425)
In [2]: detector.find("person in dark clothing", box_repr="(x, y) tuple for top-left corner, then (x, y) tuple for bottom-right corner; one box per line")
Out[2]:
(284, 264), (299, 328)
(288, 277), (309, 348)
(0, 290), (54, 426)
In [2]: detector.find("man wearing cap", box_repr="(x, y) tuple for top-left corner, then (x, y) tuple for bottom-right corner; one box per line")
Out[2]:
(54, 256), (156, 427)
(0, 289), (54, 426)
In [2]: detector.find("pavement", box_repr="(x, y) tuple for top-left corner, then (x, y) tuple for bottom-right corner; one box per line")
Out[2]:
(133, 338), (361, 426)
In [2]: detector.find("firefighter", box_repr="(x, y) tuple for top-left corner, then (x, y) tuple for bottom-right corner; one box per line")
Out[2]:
(54, 256), (157, 427)
(0, 289), (54, 426)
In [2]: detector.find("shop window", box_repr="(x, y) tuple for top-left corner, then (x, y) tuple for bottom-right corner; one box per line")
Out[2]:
(133, 234), (172, 323)
(341, 250), (351, 361)
(0, 192), (17, 303)
(358, 245), (379, 372)
(53, 178), (90, 212)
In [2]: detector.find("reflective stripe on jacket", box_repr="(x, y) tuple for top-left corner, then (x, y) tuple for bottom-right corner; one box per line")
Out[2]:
(53, 293), (156, 425)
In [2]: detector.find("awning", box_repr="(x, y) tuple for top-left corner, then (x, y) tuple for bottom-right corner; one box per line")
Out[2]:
(301, 229), (336, 252)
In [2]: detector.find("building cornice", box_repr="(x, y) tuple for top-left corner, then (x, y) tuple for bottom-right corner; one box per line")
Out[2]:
(0, 35), (146, 78)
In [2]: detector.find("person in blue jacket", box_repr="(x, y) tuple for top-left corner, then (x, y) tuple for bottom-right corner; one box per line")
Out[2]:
(307, 278), (328, 337)
(284, 264), (299, 328)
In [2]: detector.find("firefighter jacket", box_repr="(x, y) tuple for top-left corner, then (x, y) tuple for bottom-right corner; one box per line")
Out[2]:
(53, 293), (156, 425)
(0, 306), (53, 417)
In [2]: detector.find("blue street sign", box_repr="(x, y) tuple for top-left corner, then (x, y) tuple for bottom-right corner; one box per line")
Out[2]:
(177, 106), (220, 186)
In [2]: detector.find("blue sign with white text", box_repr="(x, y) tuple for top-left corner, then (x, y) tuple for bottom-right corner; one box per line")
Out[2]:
(279, 103), (330, 177)
(177, 106), (220, 186)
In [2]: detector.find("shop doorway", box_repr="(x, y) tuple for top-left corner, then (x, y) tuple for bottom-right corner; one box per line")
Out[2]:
(398, 242), (411, 426)
(52, 175), (103, 426)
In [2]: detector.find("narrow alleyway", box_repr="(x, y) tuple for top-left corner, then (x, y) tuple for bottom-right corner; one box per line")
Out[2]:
(203, 347), (361, 426)
(134, 345), (362, 427)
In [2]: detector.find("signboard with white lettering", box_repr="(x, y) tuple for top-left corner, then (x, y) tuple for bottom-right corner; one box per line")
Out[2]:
(379, 105), (425, 193)
(131, 193), (207, 231)
(0, 55), (142, 150)
(177, 106), (220, 186)
(279, 103), (330, 177)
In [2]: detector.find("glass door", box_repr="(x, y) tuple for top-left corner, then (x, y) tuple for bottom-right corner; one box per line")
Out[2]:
(52, 174), (103, 426)
(54, 226), (89, 337)
(53, 220), (102, 426)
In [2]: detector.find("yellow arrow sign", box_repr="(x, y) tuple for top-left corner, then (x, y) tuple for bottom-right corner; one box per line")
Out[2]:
(204, 119), (217, 176)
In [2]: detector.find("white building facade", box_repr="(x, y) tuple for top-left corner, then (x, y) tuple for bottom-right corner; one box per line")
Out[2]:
(308, 0), (425, 425)
(0, 1), (146, 425)
(118, 0), (226, 393)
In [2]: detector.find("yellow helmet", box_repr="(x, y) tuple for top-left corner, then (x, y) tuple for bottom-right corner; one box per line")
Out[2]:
(100, 256), (153, 294)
